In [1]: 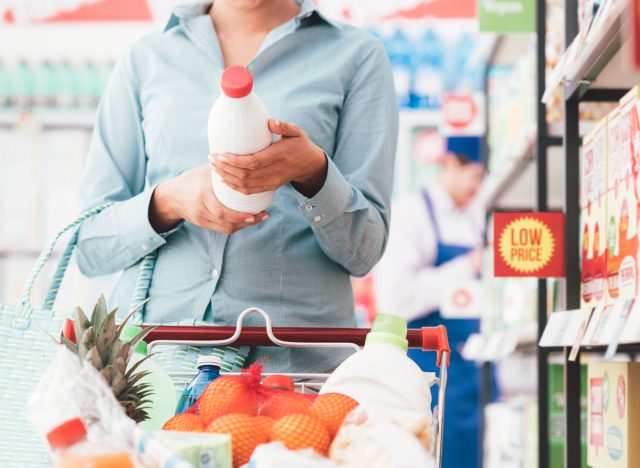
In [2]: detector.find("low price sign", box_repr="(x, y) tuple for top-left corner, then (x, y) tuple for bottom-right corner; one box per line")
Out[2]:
(494, 212), (565, 277)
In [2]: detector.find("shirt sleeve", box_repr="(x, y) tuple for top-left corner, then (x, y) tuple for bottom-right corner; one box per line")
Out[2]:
(373, 197), (476, 322)
(75, 50), (177, 277)
(295, 40), (398, 277)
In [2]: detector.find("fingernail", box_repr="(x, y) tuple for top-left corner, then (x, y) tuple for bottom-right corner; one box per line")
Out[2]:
(261, 215), (270, 221)
(219, 154), (229, 162)
(244, 217), (254, 223)
(274, 119), (280, 127)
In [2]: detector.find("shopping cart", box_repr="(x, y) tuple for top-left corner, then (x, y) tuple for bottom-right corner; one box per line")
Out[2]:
(143, 307), (450, 468)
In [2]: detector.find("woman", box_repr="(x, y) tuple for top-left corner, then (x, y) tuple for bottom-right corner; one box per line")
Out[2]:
(75, 0), (398, 372)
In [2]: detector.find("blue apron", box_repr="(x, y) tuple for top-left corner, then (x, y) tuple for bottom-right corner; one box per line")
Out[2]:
(408, 189), (482, 468)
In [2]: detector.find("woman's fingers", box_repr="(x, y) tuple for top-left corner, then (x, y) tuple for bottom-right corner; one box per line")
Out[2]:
(269, 118), (303, 138)
(212, 167), (276, 194)
(210, 149), (275, 171)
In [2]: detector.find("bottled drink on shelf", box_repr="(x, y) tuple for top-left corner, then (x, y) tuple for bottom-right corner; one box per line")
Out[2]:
(385, 29), (414, 109)
(411, 29), (444, 109)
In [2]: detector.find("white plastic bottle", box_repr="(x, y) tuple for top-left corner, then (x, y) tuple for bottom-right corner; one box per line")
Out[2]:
(208, 66), (274, 214)
(320, 314), (433, 415)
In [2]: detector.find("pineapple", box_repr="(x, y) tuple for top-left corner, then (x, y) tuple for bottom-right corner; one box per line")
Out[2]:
(61, 295), (156, 423)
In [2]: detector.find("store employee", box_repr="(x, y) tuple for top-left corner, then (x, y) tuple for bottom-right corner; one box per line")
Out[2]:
(75, 0), (398, 372)
(374, 136), (487, 468)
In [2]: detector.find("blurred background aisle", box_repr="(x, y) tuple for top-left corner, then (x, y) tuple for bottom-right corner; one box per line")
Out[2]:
(4, 1), (640, 467)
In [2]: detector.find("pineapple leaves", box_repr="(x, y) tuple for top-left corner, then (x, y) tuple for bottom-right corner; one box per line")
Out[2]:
(73, 306), (90, 345)
(70, 295), (160, 425)
(115, 298), (151, 340)
(79, 326), (94, 358)
(90, 295), (108, 331)
(86, 346), (103, 369)
(60, 335), (78, 354)
(128, 326), (156, 357)
(96, 311), (116, 365)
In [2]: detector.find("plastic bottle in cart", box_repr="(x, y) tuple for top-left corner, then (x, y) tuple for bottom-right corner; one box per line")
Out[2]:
(47, 417), (133, 468)
(119, 326), (177, 431)
(208, 66), (274, 214)
(175, 355), (223, 414)
(320, 314), (433, 415)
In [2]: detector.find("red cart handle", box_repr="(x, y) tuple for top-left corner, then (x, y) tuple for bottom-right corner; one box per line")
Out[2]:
(139, 324), (451, 367)
(420, 325), (450, 367)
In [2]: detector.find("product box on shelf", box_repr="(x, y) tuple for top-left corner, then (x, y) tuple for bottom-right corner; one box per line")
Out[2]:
(606, 106), (638, 303)
(549, 361), (588, 467)
(587, 361), (640, 467)
(619, 86), (640, 292)
(581, 117), (608, 308)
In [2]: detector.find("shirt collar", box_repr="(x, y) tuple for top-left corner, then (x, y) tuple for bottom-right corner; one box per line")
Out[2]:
(164, 0), (341, 32)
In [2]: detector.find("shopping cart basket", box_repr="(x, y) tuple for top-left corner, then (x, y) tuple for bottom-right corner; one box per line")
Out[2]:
(143, 307), (450, 468)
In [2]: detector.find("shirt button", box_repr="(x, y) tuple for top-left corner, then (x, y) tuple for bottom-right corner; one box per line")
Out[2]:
(305, 205), (313, 211)
(211, 269), (219, 278)
(313, 216), (322, 222)
(140, 244), (148, 251)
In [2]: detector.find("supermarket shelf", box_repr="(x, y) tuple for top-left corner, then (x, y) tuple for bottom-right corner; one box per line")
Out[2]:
(539, 300), (640, 352)
(548, 120), (596, 139)
(461, 322), (538, 362)
(0, 110), (96, 128)
(563, 7), (627, 100)
(477, 126), (537, 208)
(398, 108), (440, 128)
(0, 247), (60, 258)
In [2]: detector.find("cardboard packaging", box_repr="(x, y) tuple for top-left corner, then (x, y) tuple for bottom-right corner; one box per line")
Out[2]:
(581, 117), (608, 307)
(587, 361), (640, 467)
(549, 362), (588, 467)
(616, 87), (640, 300)
(606, 104), (638, 303)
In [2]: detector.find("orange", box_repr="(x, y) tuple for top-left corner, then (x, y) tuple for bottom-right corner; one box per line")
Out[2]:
(309, 392), (359, 437)
(259, 391), (312, 419)
(199, 376), (259, 424)
(207, 413), (268, 468)
(270, 414), (331, 456)
(254, 416), (276, 434)
(162, 413), (206, 432)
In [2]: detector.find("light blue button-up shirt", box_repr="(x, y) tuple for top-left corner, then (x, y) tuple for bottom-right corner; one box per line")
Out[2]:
(76, 0), (398, 372)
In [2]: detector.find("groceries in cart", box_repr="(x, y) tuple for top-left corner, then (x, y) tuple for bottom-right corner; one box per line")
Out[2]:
(29, 297), (441, 467)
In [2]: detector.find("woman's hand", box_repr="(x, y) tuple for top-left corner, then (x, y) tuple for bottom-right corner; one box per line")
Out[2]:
(149, 164), (269, 234)
(209, 119), (328, 198)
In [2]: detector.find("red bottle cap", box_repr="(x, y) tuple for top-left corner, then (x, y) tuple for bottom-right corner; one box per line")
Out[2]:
(47, 418), (87, 450)
(263, 375), (294, 392)
(221, 66), (254, 98)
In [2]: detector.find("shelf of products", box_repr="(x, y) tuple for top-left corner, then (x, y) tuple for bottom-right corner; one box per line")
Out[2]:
(544, 0), (628, 101)
(0, 110), (95, 128)
(537, 1), (640, 467)
(462, 322), (538, 362)
(478, 125), (537, 208)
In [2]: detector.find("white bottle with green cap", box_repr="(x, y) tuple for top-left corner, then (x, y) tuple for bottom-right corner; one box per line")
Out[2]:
(320, 314), (433, 415)
(120, 325), (177, 431)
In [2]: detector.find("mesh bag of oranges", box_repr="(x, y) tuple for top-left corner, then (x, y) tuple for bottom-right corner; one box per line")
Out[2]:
(162, 364), (359, 467)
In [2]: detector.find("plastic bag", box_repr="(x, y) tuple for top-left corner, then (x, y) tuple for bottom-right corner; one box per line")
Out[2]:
(28, 345), (192, 468)
(329, 402), (435, 468)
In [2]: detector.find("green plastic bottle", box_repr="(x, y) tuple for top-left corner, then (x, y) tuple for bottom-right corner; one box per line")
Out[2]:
(120, 326), (178, 430)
